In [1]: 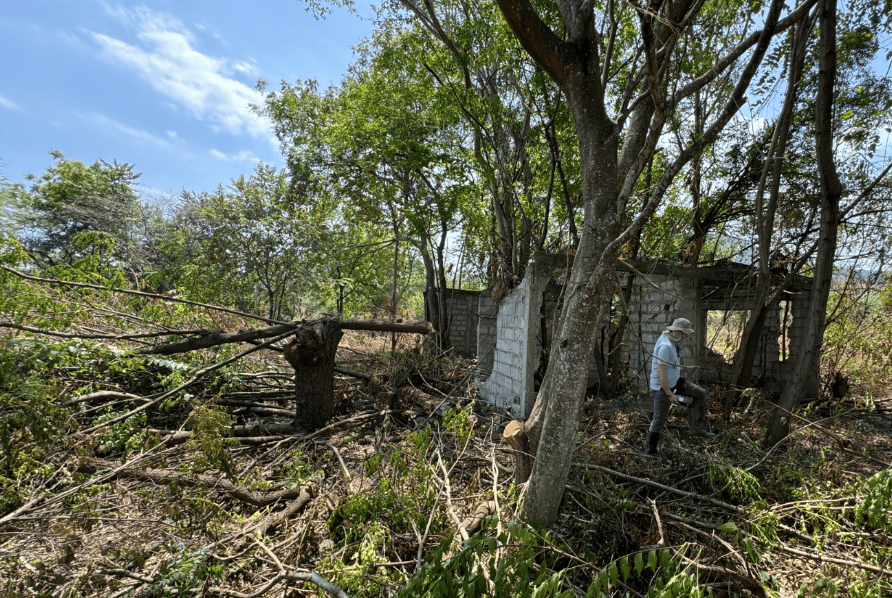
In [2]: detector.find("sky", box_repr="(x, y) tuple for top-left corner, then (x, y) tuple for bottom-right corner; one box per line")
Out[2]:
(0, 0), (376, 199)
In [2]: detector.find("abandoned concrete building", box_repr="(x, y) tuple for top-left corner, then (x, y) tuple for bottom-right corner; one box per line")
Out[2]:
(442, 251), (814, 419)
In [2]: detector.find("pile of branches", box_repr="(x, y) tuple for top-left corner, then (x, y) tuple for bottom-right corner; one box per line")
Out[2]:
(1, 270), (891, 597)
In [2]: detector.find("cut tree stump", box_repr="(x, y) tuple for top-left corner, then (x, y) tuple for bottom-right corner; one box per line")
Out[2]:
(284, 319), (344, 431)
(502, 420), (533, 484)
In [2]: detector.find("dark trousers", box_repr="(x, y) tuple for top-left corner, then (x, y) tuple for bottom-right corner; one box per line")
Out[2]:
(649, 380), (708, 434)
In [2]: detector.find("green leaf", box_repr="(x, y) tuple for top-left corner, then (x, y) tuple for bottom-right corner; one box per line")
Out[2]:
(716, 521), (738, 534)
(647, 550), (657, 571)
(634, 551), (644, 575)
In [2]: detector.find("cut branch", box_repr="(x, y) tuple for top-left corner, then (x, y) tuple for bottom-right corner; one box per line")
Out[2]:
(80, 459), (308, 508)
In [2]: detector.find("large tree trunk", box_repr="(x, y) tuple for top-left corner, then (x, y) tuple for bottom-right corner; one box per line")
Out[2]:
(766, 0), (840, 446)
(722, 14), (814, 419)
(284, 319), (343, 431)
(516, 47), (622, 527)
(495, 0), (784, 528)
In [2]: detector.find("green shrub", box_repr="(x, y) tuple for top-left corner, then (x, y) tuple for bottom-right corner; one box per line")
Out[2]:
(187, 404), (236, 481)
(395, 521), (573, 598)
(708, 460), (762, 504)
(855, 469), (892, 533)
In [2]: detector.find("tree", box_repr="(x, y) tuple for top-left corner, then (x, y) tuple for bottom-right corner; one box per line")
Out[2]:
(168, 164), (323, 320)
(491, 0), (811, 526)
(766, 0), (841, 445)
(12, 150), (142, 267)
(387, 0), (579, 292)
(258, 31), (468, 342)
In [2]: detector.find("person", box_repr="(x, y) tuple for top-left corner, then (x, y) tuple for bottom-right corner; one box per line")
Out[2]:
(646, 317), (714, 455)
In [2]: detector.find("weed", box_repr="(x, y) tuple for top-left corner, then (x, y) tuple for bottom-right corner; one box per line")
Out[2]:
(91, 408), (146, 456)
(147, 543), (224, 596)
(318, 521), (395, 597)
(187, 404), (237, 481)
(443, 401), (475, 445)
(708, 460), (762, 504)
(855, 469), (892, 533)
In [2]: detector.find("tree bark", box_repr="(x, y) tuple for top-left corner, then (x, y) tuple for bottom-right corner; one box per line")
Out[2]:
(722, 13), (814, 419)
(494, 0), (784, 528)
(767, 0), (841, 446)
(284, 319), (344, 431)
(141, 318), (431, 355)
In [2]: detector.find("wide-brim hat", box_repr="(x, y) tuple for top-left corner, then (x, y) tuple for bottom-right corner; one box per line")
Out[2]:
(667, 317), (695, 335)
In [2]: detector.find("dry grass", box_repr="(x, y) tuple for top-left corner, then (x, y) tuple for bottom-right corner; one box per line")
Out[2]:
(1, 329), (890, 597)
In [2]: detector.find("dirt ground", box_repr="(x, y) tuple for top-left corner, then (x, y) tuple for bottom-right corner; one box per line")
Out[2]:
(2, 331), (890, 597)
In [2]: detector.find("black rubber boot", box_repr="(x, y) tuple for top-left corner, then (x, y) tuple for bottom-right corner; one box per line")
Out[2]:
(645, 431), (661, 455)
(688, 403), (715, 438)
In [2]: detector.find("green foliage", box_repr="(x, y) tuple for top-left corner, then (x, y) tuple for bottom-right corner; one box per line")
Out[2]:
(442, 402), (475, 447)
(796, 577), (892, 598)
(319, 521), (394, 597)
(0, 343), (71, 513)
(765, 444), (821, 502)
(91, 408), (146, 457)
(187, 405), (237, 481)
(587, 545), (711, 598)
(146, 543), (224, 596)
(279, 447), (318, 488)
(708, 460), (763, 504)
(395, 521), (573, 598)
(823, 278), (892, 388)
(855, 469), (892, 533)
(581, 469), (636, 514)
(12, 150), (142, 267)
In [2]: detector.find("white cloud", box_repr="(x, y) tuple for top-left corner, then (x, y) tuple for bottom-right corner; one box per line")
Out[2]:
(79, 112), (172, 147)
(89, 6), (271, 138)
(232, 61), (258, 76)
(210, 149), (260, 163)
(0, 94), (19, 110)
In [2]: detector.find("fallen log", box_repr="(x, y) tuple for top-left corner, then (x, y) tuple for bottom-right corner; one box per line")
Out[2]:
(80, 459), (307, 508)
(140, 323), (300, 355)
(254, 487), (315, 537)
(340, 318), (433, 335)
(140, 318), (432, 356)
(460, 500), (498, 536)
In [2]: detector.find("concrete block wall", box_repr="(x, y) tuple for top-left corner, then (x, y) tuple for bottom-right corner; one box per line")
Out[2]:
(699, 304), (783, 386)
(442, 289), (483, 357)
(786, 296), (809, 370)
(476, 292), (497, 376)
(475, 257), (551, 419)
(628, 274), (703, 391)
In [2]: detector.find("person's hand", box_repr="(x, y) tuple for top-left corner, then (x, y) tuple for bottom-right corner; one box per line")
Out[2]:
(669, 393), (679, 405)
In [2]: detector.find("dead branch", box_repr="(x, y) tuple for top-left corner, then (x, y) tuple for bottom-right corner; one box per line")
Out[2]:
(578, 463), (742, 512)
(649, 499), (666, 546)
(0, 321), (208, 341)
(334, 366), (372, 381)
(340, 318), (433, 334)
(80, 459), (308, 508)
(324, 442), (352, 482)
(140, 322), (300, 355)
(140, 317), (431, 357)
(253, 488), (315, 538)
(778, 544), (892, 578)
(63, 390), (152, 407)
(459, 500), (498, 536)
(78, 327), (298, 436)
(0, 444), (179, 525)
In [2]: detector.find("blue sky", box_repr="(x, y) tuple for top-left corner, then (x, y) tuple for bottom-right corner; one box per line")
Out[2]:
(0, 0), (375, 198)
